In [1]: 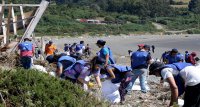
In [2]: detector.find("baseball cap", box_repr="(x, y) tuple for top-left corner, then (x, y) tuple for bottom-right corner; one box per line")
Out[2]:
(138, 44), (145, 47)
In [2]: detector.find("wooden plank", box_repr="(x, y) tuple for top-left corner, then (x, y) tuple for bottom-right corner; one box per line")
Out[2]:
(22, 1), (49, 39)
(11, 7), (17, 35)
(6, 5), (12, 43)
(0, 4), (40, 7)
(0, 0), (5, 34)
(20, 6), (25, 29)
(2, 15), (6, 44)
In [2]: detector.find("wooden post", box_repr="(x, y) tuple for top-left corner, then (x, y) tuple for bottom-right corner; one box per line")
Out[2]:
(20, 6), (25, 29)
(6, 5), (12, 43)
(11, 6), (17, 35)
(0, 6), (3, 33)
(0, 0), (5, 44)
(2, 15), (6, 44)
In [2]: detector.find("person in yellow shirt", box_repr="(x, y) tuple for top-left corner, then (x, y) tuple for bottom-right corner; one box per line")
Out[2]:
(45, 40), (57, 63)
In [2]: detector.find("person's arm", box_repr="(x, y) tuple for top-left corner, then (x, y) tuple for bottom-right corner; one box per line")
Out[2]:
(56, 62), (63, 76)
(77, 66), (90, 85)
(105, 54), (109, 66)
(94, 75), (102, 88)
(147, 53), (152, 64)
(77, 77), (88, 84)
(32, 45), (35, 55)
(44, 45), (47, 55)
(106, 68), (115, 79)
(166, 77), (178, 106)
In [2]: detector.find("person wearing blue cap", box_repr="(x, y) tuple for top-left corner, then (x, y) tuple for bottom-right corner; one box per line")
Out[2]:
(96, 40), (115, 67)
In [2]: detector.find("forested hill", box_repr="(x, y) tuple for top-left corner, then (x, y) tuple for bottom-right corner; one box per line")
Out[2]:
(10, 0), (200, 35)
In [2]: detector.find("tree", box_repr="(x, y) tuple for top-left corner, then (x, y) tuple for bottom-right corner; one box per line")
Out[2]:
(189, 0), (200, 14)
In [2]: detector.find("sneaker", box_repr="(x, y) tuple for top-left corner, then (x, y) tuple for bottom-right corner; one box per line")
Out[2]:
(141, 90), (147, 93)
(126, 90), (132, 95)
(120, 101), (125, 105)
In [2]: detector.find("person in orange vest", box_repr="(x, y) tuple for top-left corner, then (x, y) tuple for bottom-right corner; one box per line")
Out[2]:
(45, 40), (57, 63)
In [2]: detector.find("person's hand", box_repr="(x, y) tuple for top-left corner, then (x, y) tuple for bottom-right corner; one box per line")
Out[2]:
(88, 82), (95, 88)
(104, 63), (108, 68)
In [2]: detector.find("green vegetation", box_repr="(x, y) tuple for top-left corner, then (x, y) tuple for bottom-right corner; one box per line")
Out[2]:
(10, 0), (200, 35)
(0, 68), (106, 106)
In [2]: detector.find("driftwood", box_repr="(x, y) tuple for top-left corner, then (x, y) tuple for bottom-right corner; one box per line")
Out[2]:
(0, 41), (18, 52)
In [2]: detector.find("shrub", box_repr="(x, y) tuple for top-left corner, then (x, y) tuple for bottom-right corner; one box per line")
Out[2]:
(187, 29), (200, 34)
(0, 69), (106, 107)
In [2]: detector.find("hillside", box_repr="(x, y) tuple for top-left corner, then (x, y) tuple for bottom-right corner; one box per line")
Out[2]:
(8, 0), (200, 36)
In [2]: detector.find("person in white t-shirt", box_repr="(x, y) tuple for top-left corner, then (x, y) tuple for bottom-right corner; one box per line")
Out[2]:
(149, 62), (200, 107)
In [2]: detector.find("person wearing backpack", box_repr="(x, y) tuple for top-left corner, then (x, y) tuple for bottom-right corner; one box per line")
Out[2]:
(62, 57), (102, 88)
(105, 64), (133, 104)
(126, 44), (152, 94)
(96, 40), (115, 67)
(54, 54), (76, 76)
(18, 38), (35, 69)
(149, 62), (200, 107)
(185, 51), (190, 63)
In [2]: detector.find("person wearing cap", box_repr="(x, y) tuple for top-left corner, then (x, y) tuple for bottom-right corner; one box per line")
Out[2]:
(137, 44), (145, 51)
(188, 52), (197, 65)
(166, 48), (182, 64)
(96, 40), (115, 67)
(45, 40), (57, 63)
(149, 61), (200, 107)
(62, 57), (102, 88)
(18, 38), (35, 69)
(126, 44), (152, 94)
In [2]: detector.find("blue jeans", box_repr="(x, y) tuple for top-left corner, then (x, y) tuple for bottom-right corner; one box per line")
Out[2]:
(126, 68), (147, 93)
(21, 56), (32, 69)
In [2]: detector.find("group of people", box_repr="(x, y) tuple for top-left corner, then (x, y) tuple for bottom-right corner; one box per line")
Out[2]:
(17, 37), (200, 107)
(161, 49), (199, 65)
(63, 41), (91, 59)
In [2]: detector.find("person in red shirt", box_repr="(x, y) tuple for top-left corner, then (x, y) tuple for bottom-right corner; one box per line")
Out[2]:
(18, 38), (35, 69)
(188, 52), (197, 65)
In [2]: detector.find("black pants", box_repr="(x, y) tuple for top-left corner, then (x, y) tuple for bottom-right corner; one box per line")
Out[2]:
(184, 83), (200, 107)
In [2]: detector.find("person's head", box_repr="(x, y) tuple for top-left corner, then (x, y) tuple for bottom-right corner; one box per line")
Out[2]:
(24, 37), (31, 42)
(144, 44), (150, 51)
(90, 56), (105, 71)
(170, 48), (178, 56)
(177, 55), (184, 62)
(64, 43), (68, 46)
(191, 52), (197, 57)
(137, 44), (144, 50)
(96, 40), (106, 48)
(72, 43), (77, 46)
(185, 51), (188, 54)
(80, 41), (84, 44)
(149, 61), (165, 77)
(49, 40), (53, 45)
